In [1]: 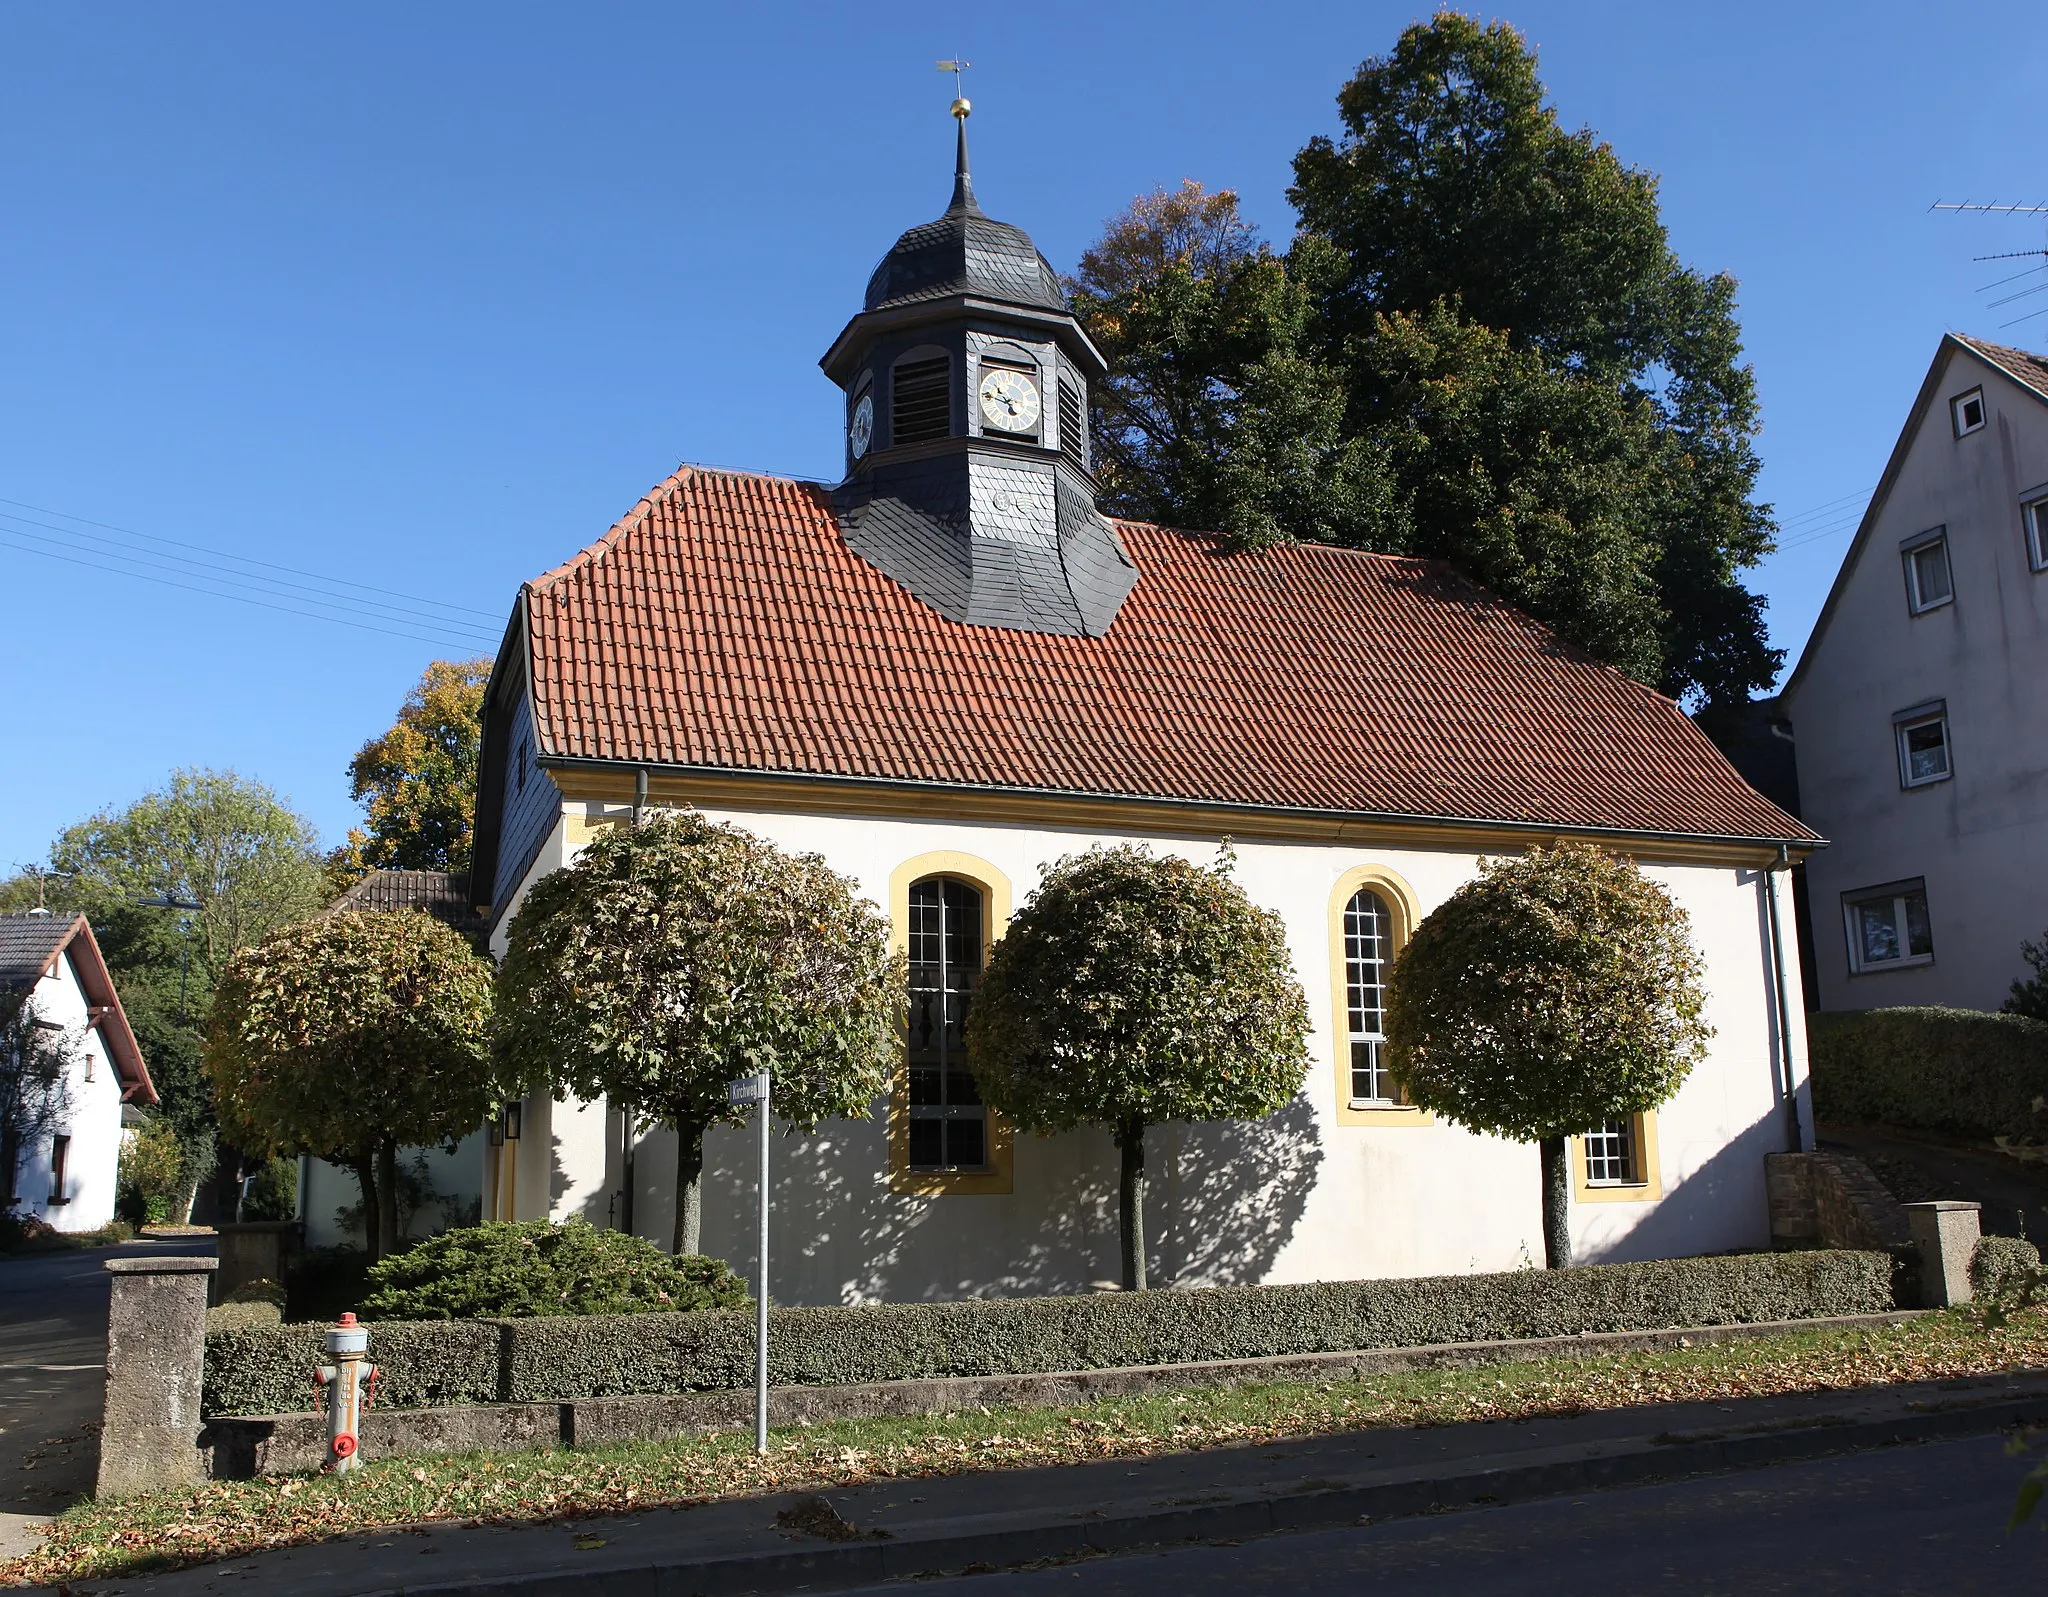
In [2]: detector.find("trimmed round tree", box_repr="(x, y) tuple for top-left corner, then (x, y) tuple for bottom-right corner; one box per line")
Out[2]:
(966, 845), (1312, 1291)
(1385, 842), (1711, 1269)
(495, 811), (899, 1257)
(205, 909), (499, 1261)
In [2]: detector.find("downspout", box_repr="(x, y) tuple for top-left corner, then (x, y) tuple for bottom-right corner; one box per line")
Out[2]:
(620, 768), (648, 1232)
(1765, 844), (1806, 1151)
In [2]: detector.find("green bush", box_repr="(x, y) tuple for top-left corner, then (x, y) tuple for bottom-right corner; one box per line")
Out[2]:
(1971, 1235), (2043, 1299)
(1808, 1007), (2048, 1144)
(359, 1220), (749, 1321)
(204, 1249), (1897, 1416)
(238, 1158), (300, 1222)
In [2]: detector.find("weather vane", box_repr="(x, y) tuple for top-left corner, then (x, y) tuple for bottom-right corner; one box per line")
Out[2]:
(937, 57), (971, 118)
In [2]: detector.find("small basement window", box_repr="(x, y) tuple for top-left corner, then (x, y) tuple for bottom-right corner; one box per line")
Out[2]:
(2024, 493), (2048, 572)
(1844, 879), (1934, 973)
(1952, 388), (1986, 437)
(1902, 532), (1953, 614)
(1895, 704), (1952, 788)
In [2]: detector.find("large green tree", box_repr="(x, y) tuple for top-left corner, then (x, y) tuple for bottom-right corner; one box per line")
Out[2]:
(1385, 843), (1711, 1268)
(1, 770), (328, 1215)
(966, 846), (1312, 1292)
(1071, 15), (1778, 710)
(206, 908), (499, 1260)
(495, 812), (900, 1257)
(329, 657), (491, 887)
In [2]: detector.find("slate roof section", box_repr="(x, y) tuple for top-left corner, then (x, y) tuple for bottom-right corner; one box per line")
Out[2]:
(332, 870), (486, 943)
(862, 130), (1065, 315)
(515, 466), (1813, 847)
(0, 913), (157, 1103)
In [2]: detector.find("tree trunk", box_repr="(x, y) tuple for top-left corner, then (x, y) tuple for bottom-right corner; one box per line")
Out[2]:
(673, 1118), (706, 1257)
(1539, 1135), (1572, 1269)
(375, 1137), (400, 1263)
(1116, 1118), (1148, 1292)
(350, 1152), (381, 1262)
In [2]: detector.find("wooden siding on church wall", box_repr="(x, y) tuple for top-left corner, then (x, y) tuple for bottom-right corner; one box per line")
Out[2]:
(493, 695), (564, 924)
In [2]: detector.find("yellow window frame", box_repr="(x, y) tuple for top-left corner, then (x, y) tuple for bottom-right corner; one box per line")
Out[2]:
(1570, 1112), (1663, 1203)
(887, 851), (1015, 1195)
(1328, 865), (1431, 1127)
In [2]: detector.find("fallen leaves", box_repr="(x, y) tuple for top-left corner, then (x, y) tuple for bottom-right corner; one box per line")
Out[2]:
(7, 1309), (2045, 1590)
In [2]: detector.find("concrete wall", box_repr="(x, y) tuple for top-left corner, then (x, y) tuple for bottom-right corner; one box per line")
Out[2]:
(9, 949), (129, 1232)
(1785, 343), (2048, 1012)
(487, 800), (1811, 1306)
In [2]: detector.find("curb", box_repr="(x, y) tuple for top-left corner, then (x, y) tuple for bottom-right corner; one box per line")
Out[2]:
(376, 1385), (2048, 1597)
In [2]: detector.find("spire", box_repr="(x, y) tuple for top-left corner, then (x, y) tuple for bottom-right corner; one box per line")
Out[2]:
(948, 95), (978, 214)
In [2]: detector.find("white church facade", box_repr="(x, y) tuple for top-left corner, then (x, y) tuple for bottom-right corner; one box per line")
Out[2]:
(451, 117), (1819, 1305)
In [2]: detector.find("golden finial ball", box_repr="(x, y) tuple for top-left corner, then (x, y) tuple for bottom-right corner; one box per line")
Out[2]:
(951, 97), (972, 119)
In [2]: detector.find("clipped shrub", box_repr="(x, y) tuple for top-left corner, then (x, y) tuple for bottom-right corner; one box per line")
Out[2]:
(116, 1118), (186, 1225)
(359, 1220), (749, 1321)
(1971, 1234), (2043, 1299)
(1809, 1007), (2048, 1144)
(204, 1248), (1897, 1416)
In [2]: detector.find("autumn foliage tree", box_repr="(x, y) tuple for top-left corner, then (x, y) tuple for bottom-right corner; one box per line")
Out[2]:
(1385, 843), (1711, 1268)
(330, 658), (492, 888)
(967, 847), (1312, 1291)
(205, 909), (500, 1261)
(494, 812), (900, 1257)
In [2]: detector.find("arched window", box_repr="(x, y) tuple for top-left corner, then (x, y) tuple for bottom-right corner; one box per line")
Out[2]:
(1343, 887), (1404, 1106)
(906, 875), (987, 1169)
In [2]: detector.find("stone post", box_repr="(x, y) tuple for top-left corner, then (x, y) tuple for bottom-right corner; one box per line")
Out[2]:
(214, 1220), (302, 1300)
(97, 1255), (219, 1499)
(1904, 1200), (1982, 1308)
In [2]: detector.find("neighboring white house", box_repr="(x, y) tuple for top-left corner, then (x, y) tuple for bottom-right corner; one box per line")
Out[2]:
(1, 912), (158, 1232)
(460, 120), (1819, 1305)
(1781, 334), (2048, 1014)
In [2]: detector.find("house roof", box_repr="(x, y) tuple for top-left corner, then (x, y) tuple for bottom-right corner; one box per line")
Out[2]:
(1782, 332), (2048, 700)
(500, 465), (1813, 858)
(332, 870), (485, 942)
(0, 913), (157, 1104)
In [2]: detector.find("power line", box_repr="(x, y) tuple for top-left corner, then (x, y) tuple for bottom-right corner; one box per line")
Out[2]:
(0, 494), (502, 619)
(0, 532), (501, 652)
(0, 511), (501, 642)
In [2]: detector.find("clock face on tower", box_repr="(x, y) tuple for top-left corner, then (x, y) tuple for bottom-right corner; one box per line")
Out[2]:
(977, 366), (1041, 434)
(848, 392), (874, 459)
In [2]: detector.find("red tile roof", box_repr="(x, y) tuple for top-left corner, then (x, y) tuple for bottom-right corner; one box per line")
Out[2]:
(518, 467), (1813, 846)
(1956, 334), (2048, 403)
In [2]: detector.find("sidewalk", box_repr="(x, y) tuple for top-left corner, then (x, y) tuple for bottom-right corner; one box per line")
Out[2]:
(58, 1369), (2048, 1597)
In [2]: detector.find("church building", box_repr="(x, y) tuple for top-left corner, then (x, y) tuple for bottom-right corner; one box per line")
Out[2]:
(464, 110), (1820, 1302)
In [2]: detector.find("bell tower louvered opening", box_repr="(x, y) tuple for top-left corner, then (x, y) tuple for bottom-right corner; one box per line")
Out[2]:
(892, 356), (952, 446)
(1058, 377), (1086, 471)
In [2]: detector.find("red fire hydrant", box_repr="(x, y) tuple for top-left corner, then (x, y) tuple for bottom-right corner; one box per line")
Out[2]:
(314, 1312), (377, 1473)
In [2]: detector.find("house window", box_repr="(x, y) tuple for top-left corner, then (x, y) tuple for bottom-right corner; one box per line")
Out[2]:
(1902, 532), (1953, 614)
(892, 354), (953, 446)
(1895, 704), (1952, 787)
(1582, 1119), (1641, 1186)
(1952, 388), (1986, 437)
(1343, 888), (1403, 1106)
(905, 876), (987, 1170)
(47, 1134), (70, 1206)
(1844, 879), (1934, 973)
(2024, 493), (2048, 573)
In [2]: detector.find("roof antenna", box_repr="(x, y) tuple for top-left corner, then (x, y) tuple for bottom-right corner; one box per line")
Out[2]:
(937, 58), (976, 212)
(1932, 201), (2048, 330)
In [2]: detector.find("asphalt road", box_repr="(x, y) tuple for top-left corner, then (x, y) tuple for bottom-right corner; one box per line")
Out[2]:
(851, 1433), (2048, 1596)
(0, 1239), (211, 1558)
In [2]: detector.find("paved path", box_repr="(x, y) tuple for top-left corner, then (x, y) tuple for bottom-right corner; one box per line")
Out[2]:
(1821, 1124), (2048, 1240)
(0, 1240), (212, 1559)
(852, 1433), (2048, 1596)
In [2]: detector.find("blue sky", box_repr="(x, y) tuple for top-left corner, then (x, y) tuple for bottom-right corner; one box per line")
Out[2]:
(2, 2), (2044, 869)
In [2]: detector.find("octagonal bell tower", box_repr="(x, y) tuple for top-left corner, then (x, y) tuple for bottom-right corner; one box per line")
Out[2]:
(818, 102), (1136, 638)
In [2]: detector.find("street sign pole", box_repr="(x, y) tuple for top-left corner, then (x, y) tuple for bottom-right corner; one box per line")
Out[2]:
(755, 1070), (770, 1455)
(727, 1068), (772, 1456)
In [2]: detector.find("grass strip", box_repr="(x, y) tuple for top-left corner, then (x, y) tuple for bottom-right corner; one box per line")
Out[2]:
(10, 1309), (2046, 1586)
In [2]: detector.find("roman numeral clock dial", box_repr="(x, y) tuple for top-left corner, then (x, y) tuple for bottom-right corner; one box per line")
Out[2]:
(977, 367), (1040, 433)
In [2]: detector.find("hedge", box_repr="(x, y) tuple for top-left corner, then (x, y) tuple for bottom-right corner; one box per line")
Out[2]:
(1971, 1235), (2043, 1299)
(203, 1249), (1897, 1417)
(1809, 1007), (2048, 1145)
